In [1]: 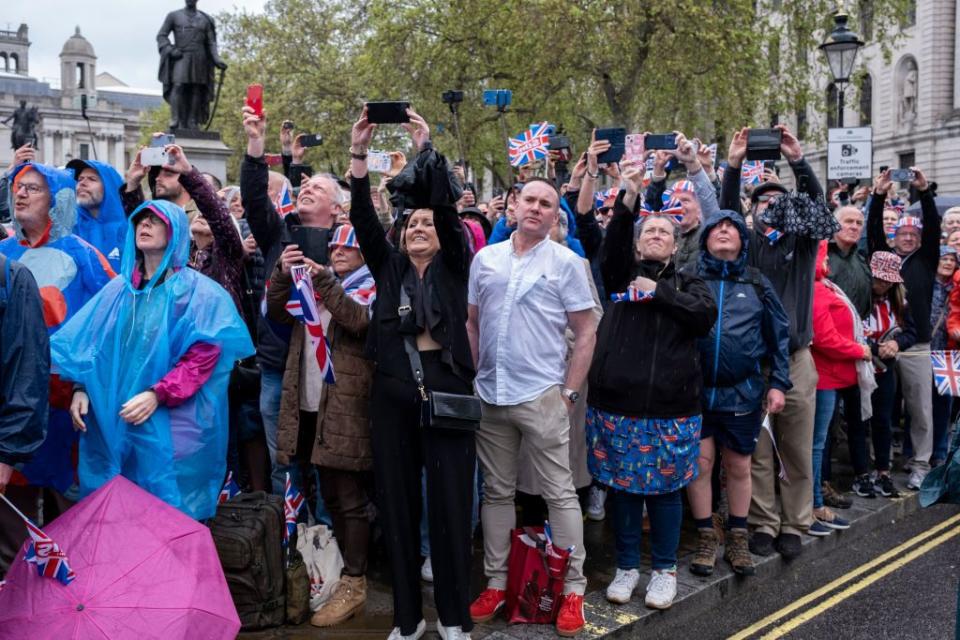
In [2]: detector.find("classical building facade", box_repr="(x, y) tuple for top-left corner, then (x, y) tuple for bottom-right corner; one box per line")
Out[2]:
(793, 0), (960, 193)
(0, 24), (161, 171)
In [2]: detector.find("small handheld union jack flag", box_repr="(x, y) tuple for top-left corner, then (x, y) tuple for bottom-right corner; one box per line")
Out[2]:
(287, 265), (336, 384)
(218, 471), (241, 505)
(508, 122), (551, 168)
(741, 161), (765, 186)
(25, 519), (77, 586)
(610, 287), (655, 303)
(763, 226), (784, 245)
(274, 181), (295, 216)
(283, 473), (305, 548)
(932, 350), (960, 396)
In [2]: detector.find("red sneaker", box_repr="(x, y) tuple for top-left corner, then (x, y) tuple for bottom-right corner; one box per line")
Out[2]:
(556, 593), (585, 637)
(469, 588), (506, 623)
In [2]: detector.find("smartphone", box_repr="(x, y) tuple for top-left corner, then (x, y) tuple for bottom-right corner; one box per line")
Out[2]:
(264, 153), (283, 167)
(548, 135), (572, 162)
(624, 134), (645, 162)
(878, 165), (889, 174)
(595, 127), (626, 165)
(246, 84), (264, 117)
(290, 225), (330, 265)
(746, 128), (782, 161)
(141, 147), (172, 166)
(281, 120), (295, 130)
(368, 150), (393, 173)
(365, 101), (410, 124)
(645, 133), (677, 150)
(482, 89), (512, 108)
(297, 133), (323, 148)
(890, 168), (915, 182)
(150, 133), (175, 148)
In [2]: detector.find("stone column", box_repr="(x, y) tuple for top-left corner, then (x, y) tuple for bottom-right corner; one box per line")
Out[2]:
(42, 131), (54, 164)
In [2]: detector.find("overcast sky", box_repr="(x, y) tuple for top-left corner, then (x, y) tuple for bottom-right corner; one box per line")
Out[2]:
(6, 1), (266, 89)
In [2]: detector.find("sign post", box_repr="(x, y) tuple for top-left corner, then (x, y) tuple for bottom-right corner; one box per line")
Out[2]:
(827, 126), (872, 180)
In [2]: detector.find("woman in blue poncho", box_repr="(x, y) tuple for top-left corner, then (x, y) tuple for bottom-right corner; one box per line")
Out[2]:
(50, 200), (254, 520)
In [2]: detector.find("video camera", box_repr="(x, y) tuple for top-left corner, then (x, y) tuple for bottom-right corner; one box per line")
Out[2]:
(442, 90), (464, 105)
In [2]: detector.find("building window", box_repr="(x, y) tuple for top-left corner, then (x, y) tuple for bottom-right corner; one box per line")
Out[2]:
(9, 54), (17, 73)
(0, 53), (7, 72)
(859, 0), (874, 40)
(904, 0), (916, 27)
(76, 62), (85, 89)
(80, 143), (90, 161)
(826, 83), (839, 128)
(858, 74), (873, 125)
(796, 102), (808, 140)
(899, 151), (915, 170)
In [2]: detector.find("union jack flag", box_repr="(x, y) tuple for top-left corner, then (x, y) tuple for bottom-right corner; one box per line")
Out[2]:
(659, 193), (685, 224)
(594, 188), (620, 211)
(287, 265), (335, 384)
(283, 472), (305, 547)
(610, 287), (655, 303)
(24, 519), (76, 586)
(218, 471), (241, 505)
(508, 122), (551, 168)
(932, 350), (960, 396)
(274, 181), (295, 216)
(741, 161), (765, 186)
(763, 226), (784, 244)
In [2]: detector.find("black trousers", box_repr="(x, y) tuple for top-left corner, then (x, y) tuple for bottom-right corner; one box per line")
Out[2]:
(370, 352), (476, 634)
(317, 466), (372, 577)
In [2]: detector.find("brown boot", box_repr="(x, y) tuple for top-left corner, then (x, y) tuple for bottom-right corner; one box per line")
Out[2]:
(712, 512), (726, 545)
(724, 528), (755, 576)
(309, 575), (366, 627)
(690, 528), (719, 576)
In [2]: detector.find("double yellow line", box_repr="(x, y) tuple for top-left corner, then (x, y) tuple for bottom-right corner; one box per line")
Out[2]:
(729, 511), (960, 639)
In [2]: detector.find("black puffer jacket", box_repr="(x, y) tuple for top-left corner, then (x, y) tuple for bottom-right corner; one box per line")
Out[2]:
(588, 195), (718, 418)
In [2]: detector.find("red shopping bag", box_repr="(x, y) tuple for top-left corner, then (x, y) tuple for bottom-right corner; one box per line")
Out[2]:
(505, 525), (572, 624)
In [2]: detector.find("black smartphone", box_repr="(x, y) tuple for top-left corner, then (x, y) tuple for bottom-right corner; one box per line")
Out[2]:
(297, 133), (323, 148)
(282, 120), (295, 130)
(644, 133), (677, 150)
(595, 127), (626, 164)
(746, 128), (782, 161)
(878, 165), (889, 174)
(290, 226), (330, 265)
(890, 168), (915, 182)
(365, 101), (411, 124)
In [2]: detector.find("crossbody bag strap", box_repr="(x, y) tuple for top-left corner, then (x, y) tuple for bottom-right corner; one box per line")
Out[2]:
(398, 283), (428, 401)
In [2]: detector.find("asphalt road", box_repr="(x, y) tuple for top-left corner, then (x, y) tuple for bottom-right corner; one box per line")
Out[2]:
(649, 503), (960, 640)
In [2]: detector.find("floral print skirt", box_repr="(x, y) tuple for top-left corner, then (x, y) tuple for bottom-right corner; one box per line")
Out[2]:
(586, 407), (701, 495)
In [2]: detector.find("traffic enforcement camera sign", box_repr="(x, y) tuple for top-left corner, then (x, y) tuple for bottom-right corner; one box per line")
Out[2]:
(827, 127), (872, 179)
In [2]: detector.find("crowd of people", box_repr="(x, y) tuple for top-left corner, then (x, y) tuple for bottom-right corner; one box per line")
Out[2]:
(0, 98), (956, 640)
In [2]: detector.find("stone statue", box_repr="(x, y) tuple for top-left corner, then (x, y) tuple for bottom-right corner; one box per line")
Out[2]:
(157, 0), (228, 131)
(900, 63), (918, 126)
(2, 100), (40, 150)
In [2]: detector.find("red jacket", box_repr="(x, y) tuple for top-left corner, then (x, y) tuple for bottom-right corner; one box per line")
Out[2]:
(811, 243), (865, 390)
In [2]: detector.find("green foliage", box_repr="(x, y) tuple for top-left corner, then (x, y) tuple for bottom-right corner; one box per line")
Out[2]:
(187, 0), (909, 185)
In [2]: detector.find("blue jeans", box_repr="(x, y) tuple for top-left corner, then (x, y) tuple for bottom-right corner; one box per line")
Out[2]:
(421, 463), (480, 557)
(259, 366), (287, 495)
(812, 390), (837, 509)
(611, 489), (682, 571)
(932, 391), (953, 463)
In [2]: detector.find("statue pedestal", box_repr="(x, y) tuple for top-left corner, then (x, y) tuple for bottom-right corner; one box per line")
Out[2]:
(172, 129), (231, 185)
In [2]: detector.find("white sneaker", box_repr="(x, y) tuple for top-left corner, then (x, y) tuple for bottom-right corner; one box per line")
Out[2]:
(437, 622), (472, 640)
(605, 567), (640, 604)
(387, 619), (426, 640)
(907, 469), (927, 491)
(644, 569), (677, 610)
(421, 556), (433, 583)
(586, 485), (607, 521)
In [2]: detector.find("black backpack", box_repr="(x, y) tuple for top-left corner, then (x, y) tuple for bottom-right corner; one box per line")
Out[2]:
(209, 492), (286, 629)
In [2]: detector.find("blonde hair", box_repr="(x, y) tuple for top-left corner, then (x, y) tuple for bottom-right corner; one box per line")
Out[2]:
(398, 208), (435, 255)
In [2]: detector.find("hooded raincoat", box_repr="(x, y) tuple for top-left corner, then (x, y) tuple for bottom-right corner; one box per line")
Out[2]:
(49, 200), (254, 520)
(1, 162), (115, 491)
(69, 159), (128, 272)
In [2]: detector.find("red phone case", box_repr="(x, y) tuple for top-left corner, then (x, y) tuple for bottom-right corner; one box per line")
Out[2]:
(246, 84), (264, 117)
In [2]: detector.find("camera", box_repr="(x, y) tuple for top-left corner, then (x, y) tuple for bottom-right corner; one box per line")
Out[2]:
(442, 90), (464, 105)
(841, 144), (858, 157)
(746, 128), (782, 161)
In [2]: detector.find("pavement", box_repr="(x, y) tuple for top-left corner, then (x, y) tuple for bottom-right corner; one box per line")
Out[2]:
(241, 463), (959, 640)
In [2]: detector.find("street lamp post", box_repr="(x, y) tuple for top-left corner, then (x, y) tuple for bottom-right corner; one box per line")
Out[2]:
(818, 10), (864, 128)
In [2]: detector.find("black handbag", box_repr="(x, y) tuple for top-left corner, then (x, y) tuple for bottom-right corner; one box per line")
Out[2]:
(398, 285), (481, 431)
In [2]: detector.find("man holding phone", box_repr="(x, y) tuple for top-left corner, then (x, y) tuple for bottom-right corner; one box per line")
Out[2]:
(279, 122), (315, 189)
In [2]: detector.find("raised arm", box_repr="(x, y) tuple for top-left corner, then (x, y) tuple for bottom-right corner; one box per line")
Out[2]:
(866, 170), (890, 255)
(349, 107), (392, 276)
(241, 105), (283, 250)
(600, 192), (640, 295)
(912, 168), (940, 267)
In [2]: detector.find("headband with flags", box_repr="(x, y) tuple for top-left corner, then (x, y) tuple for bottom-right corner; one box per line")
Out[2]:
(508, 122), (551, 168)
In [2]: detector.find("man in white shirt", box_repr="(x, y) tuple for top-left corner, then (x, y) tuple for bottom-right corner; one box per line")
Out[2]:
(466, 178), (598, 636)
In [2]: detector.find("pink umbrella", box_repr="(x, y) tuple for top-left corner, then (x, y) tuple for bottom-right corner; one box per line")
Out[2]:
(0, 476), (240, 639)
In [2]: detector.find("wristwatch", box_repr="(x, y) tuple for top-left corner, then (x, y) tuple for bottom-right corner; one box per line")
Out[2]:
(562, 388), (580, 403)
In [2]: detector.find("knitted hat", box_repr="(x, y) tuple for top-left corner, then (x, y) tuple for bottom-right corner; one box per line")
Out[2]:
(870, 251), (904, 283)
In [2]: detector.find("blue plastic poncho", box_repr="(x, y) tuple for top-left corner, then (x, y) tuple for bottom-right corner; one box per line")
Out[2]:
(69, 159), (128, 272)
(50, 200), (254, 520)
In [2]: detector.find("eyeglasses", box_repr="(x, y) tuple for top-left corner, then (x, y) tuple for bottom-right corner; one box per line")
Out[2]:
(15, 182), (45, 195)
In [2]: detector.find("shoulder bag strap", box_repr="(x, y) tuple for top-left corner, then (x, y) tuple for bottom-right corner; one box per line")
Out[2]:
(398, 283), (428, 401)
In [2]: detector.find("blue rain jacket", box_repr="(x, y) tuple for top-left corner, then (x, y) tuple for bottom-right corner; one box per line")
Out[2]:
(71, 160), (128, 272)
(50, 200), (254, 519)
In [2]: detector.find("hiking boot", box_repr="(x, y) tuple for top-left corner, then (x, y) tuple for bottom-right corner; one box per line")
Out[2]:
(690, 528), (719, 576)
(813, 507), (851, 530)
(310, 575), (366, 627)
(852, 474), (877, 498)
(556, 593), (585, 637)
(776, 533), (803, 560)
(821, 482), (853, 509)
(712, 511), (726, 545)
(724, 528), (755, 576)
(469, 588), (506, 623)
(644, 569), (677, 609)
(873, 474), (900, 498)
(749, 531), (776, 556)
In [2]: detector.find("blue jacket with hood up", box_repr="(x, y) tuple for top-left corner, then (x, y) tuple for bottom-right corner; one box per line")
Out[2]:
(696, 210), (792, 413)
(69, 159), (128, 272)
